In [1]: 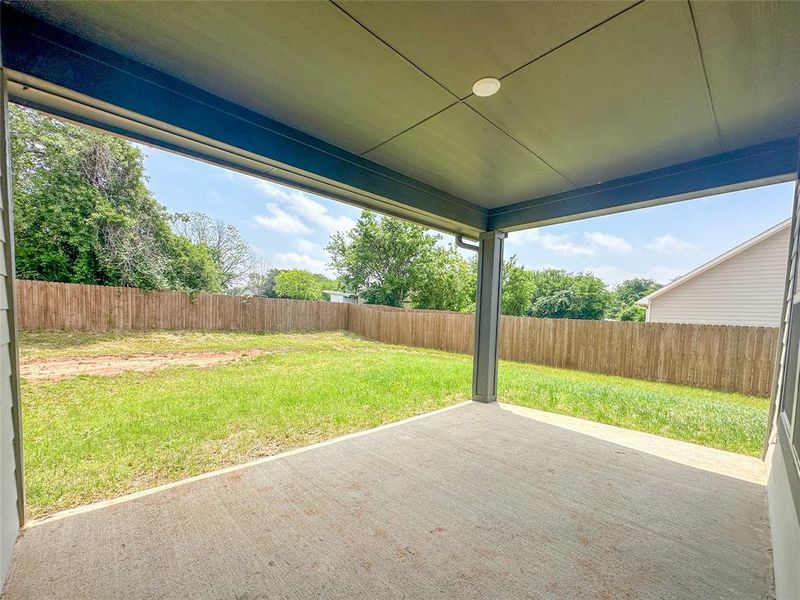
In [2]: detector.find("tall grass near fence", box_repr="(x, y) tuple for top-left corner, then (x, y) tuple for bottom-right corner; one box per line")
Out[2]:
(16, 280), (778, 396)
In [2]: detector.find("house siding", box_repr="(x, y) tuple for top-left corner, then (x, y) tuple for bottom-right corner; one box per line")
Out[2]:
(648, 225), (790, 326)
(0, 72), (20, 585)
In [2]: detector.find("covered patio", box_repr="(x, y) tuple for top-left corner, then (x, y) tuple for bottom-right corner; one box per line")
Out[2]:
(0, 1), (798, 598)
(3, 403), (770, 599)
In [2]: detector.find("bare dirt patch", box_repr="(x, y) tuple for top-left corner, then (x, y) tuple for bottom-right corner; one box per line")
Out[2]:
(21, 349), (267, 382)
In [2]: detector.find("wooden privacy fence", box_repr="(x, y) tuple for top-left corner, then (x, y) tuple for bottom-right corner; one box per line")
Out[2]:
(16, 280), (779, 396)
(16, 280), (349, 333)
(348, 304), (779, 397)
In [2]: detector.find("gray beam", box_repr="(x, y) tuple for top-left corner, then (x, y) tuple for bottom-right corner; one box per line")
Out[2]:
(472, 231), (505, 403)
(489, 137), (798, 232)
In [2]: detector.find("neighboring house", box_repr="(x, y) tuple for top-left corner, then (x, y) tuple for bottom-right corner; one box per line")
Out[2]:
(637, 219), (790, 327)
(324, 290), (360, 304)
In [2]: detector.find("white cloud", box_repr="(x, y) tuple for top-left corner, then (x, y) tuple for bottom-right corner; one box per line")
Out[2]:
(290, 194), (356, 234)
(646, 234), (699, 256)
(295, 239), (320, 254)
(253, 204), (310, 234)
(274, 252), (328, 274)
(590, 265), (637, 287)
(509, 229), (594, 256)
(253, 181), (355, 235)
(584, 232), (632, 253)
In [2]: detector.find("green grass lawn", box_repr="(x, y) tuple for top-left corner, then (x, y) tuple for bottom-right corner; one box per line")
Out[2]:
(20, 330), (768, 520)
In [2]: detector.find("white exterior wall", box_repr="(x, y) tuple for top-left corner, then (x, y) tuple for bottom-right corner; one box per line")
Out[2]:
(648, 225), (790, 326)
(768, 440), (800, 599)
(325, 291), (358, 304)
(0, 71), (20, 585)
(0, 220), (17, 584)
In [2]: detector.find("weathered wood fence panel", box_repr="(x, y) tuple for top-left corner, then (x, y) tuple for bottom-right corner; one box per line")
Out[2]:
(16, 280), (779, 396)
(15, 280), (348, 333)
(348, 304), (474, 354)
(348, 304), (778, 397)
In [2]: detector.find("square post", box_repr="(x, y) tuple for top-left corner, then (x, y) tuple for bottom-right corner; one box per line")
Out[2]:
(472, 231), (506, 403)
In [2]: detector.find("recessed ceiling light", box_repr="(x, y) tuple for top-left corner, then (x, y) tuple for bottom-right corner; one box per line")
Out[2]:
(472, 77), (501, 97)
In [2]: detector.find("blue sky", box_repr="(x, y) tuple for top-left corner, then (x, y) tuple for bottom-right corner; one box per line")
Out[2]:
(140, 144), (794, 286)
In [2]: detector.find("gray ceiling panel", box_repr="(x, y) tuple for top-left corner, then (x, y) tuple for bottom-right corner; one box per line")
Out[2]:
(338, 0), (633, 98)
(466, 1), (721, 187)
(691, 1), (800, 150)
(7, 0), (798, 229)
(17, 1), (455, 155)
(365, 104), (571, 207)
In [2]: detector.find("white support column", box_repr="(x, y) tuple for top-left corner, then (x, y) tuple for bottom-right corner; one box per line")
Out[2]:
(472, 230), (506, 403)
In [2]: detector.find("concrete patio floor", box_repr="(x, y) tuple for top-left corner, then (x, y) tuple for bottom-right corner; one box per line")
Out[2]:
(2, 402), (771, 599)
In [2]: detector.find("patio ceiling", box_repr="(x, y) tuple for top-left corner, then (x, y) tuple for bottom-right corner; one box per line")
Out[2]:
(2, 1), (799, 235)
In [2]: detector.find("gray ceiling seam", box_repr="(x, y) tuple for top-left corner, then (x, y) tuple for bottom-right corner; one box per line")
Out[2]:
(686, 0), (724, 153)
(358, 101), (459, 157)
(457, 0), (647, 103)
(330, 0), (473, 159)
(462, 103), (578, 188)
(329, 0), (462, 102)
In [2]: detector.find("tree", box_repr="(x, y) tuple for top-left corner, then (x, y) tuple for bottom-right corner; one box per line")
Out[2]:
(312, 273), (341, 293)
(165, 236), (223, 293)
(274, 269), (324, 300)
(411, 246), (475, 312)
(501, 256), (535, 316)
(327, 211), (438, 307)
(608, 278), (661, 320)
(529, 269), (610, 320)
(229, 264), (339, 299)
(9, 105), (223, 293)
(171, 212), (254, 291)
(229, 262), (279, 297)
(618, 303), (646, 322)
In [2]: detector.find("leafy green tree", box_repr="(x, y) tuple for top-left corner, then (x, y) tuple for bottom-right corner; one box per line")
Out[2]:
(9, 105), (222, 292)
(274, 269), (324, 300)
(231, 265), (340, 299)
(614, 278), (661, 305)
(412, 246), (475, 312)
(618, 303), (646, 322)
(608, 277), (661, 319)
(529, 269), (610, 320)
(312, 273), (341, 293)
(327, 211), (438, 307)
(501, 256), (535, 316)
(165, 236), (223, 293)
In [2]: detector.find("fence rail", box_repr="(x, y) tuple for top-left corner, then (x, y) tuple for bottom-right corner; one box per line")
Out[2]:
(16, 280), (779, 396)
